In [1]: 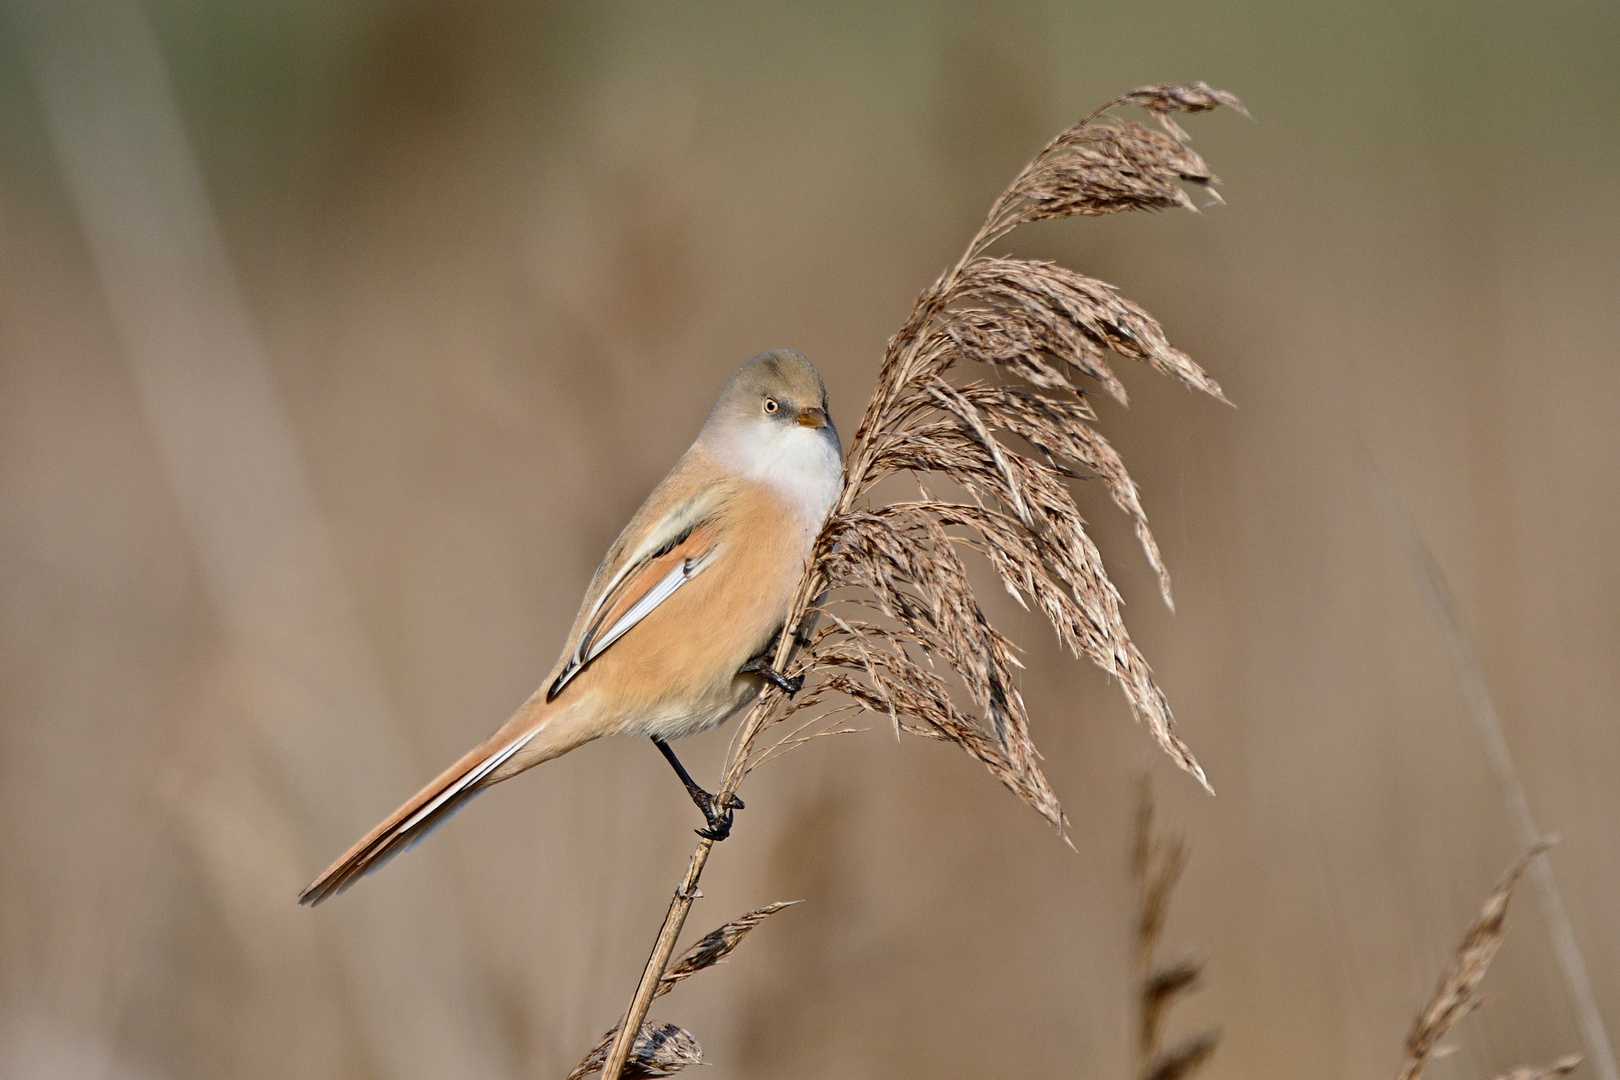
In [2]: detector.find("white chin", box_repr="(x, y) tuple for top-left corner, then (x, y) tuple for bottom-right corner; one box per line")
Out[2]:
(733, 422), (842, 526)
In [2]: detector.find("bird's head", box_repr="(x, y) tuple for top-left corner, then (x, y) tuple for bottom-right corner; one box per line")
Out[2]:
(701, 348), (844, 518)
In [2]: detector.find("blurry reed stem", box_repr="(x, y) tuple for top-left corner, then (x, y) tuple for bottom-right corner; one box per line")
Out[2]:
(20, 5), (505, 1078)
(1362, 447), (1618, 1080)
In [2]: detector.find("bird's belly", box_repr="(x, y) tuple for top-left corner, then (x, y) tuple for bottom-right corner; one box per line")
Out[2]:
(630, 675), (761, 742)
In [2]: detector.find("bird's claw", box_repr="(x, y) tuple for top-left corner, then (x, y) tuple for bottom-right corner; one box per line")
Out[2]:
(695, 808), (733, 841)
(740, 657), (803, 697)
(692, 789), (743, 841)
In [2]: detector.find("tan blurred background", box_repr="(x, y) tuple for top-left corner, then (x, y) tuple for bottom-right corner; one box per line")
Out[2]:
(2, 1), (1617, 1078)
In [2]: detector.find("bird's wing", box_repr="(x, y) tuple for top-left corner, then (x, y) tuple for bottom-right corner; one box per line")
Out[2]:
(547, 492), (726, 701)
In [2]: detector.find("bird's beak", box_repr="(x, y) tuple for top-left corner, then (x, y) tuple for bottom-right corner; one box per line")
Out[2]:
(796, 406), (828, 429)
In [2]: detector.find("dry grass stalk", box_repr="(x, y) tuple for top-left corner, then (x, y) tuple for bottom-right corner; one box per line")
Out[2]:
(1144, 1034), (1219, 1080)
(1396, 839), (1571, 1080)
(659, 900), (800, 994)
(598, 84), (1242, 1080)
(1133, 778), (1217, 1080)
(1365, 447), (1618, 1080)
(571, 902), (796, 1078)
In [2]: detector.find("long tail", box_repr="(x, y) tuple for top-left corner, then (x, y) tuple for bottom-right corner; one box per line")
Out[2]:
(298, 726), (539, 906)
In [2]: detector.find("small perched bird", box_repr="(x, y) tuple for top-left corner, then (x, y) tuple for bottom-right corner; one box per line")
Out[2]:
(300, 349), (842, 905)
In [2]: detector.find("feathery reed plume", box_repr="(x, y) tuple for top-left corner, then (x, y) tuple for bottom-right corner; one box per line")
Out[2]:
(1115, 81), (1250, 143)
(1144, 1037), (1220, 1080)
(658, 900), (801, 993)
(774, 81), (1244, 827)
(570, 902), (797, 1078)
(1133, 777), (1217, 1080)
(1396, 839), (1576, 1080)
(598, 83), (1243, 1080)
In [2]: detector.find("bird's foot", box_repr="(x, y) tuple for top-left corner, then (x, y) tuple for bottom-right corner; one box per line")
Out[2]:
(652, 736), (743, 841)
(739, 656), (803, 697)
(693, 789), (745, 841)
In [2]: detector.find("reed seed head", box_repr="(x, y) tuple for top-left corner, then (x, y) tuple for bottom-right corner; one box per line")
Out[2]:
(1133, 778), (1217, 1080)
(567, 1022), (703, 1079)
(1115, 81), (1251, 142)
(1144, 1033), (1220, 1080)
(761, 84), (1245, 827)
(574, 902), (796, 1078)
(658, 901), (800, 998)
(1396, 839), (1558, 1080)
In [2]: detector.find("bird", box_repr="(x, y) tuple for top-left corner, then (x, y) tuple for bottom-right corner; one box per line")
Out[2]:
(299, 349), (843, 904)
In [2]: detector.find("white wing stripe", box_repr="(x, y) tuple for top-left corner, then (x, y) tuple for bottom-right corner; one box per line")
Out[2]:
(398, 728), (539, 835)
(581, 492), (721, 630)
(586, 549), (715, 663)
(550, 547), (718, 698)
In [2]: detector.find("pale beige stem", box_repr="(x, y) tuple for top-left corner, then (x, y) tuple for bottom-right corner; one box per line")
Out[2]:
(597, 841), (714, 1080)
(1363, 447), (1618, 1080)
(598, 575), (820, 1080)
(597, 691), (784, 1078)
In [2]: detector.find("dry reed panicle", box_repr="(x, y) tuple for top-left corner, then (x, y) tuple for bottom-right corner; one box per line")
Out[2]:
(595, 83), (1244, 1080)
(772, 81), (1247, 827)
(567, 1023), (702, 1080)
(1487, 1058), (1585, 1080)
(1396, 838), (1579, 1080)
(1133, 778), (1217, 1080)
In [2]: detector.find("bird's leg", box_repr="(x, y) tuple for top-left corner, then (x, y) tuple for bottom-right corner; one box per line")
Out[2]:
(739, 654), (803, 697)
(651, 737), (742, 840)
(791, 610), (818, 649)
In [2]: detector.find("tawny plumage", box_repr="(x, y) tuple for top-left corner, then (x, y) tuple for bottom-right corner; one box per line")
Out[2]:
(300, 350), (842, 904)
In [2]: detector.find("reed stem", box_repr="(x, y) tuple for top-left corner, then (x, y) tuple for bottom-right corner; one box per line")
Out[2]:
(597, 841), (713, 1080)
(599, 576), (818, 1079)
(1363, 447), (1618, 1080)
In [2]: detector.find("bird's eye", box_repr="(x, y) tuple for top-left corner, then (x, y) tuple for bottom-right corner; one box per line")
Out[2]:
(763, 398), (779, 414)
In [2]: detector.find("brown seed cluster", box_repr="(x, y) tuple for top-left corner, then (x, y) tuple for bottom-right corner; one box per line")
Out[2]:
(567, 1022), (703, 1080)
(1486, 1058), (1585, 1080)
(770, 84), (1247, 825)
(1115, 81), (1252, 142)
(658, 901), (800, 994)
(1133, 779), (1217, 1080)
(1396, 839), (1580, 1080)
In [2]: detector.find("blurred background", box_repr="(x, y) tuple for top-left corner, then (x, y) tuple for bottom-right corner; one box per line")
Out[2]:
(2, 1), (1617, 1078)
